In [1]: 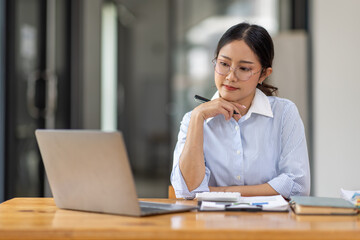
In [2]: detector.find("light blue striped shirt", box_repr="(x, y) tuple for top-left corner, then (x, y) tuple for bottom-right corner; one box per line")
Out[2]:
(171, 89), (310, 199)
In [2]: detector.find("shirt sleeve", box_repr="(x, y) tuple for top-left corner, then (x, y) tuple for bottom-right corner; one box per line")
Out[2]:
(170, 112), (210, 199)
(267, 102), (311, 198)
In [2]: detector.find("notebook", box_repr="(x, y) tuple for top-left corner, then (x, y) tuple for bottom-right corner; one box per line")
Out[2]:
(290, 196), (358, 215)
(35, 130), (196, 217)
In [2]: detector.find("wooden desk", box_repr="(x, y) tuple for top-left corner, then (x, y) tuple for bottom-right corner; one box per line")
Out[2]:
(0, 198), (359, 240)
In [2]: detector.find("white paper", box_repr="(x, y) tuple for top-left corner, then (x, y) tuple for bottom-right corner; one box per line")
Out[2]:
(200, 201), (226, 211)
(340, 188), (360, 205)
(232, 195), (289, 211)
(200, 195), (289, 212)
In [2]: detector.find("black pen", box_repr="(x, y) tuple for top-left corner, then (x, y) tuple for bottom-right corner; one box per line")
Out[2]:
(194, 95), (211, 104)
(194, 95), (239, 114)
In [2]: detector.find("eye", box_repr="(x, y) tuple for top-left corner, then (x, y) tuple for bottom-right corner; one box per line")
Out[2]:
(219, 61), (229, 67)
(239, 67), (251, 72)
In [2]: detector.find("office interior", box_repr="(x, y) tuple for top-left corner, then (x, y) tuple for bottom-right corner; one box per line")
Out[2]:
(0, 0), (359, 203)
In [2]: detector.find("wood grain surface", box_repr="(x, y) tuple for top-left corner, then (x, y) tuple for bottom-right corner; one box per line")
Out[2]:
(0, 198), (359, 240)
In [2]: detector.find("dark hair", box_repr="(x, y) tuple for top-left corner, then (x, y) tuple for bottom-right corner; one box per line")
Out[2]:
(215, 22), (278, 96)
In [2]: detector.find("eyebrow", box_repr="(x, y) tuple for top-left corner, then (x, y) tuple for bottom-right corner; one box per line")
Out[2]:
(219, 55), (255, 64)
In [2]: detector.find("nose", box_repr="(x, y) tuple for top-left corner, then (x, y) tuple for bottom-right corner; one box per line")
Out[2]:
(225, 67), (238, 82)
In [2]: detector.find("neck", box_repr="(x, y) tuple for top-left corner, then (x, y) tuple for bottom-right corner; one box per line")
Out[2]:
(236, 91), (256, 116)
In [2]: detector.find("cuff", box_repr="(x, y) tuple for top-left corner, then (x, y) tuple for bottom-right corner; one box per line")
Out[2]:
(268, 173), (295, 199)
(171, 166), (210, 199)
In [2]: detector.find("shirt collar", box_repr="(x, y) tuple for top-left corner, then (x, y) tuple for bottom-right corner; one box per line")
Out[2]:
(245, 88), (273, 120)
(206, 88), (273, 123)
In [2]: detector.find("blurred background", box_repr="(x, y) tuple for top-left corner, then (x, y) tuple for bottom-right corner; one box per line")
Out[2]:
(0, 0), (359, 202)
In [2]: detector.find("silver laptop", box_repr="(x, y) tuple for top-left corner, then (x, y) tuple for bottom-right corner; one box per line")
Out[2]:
(35, 130), (196, 217)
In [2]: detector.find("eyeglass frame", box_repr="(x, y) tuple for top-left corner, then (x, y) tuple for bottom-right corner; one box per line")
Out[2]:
(212, 58), (263, 81)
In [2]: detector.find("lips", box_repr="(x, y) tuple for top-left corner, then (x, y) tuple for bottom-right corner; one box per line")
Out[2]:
(223, 84), (239, 91)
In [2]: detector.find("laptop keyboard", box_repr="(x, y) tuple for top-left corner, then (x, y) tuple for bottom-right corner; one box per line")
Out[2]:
(139, 201), (195, 215)
(140, 206), (169, 214)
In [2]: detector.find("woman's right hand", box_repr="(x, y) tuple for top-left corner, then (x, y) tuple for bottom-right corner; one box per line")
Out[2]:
(192, 98), (246, 121)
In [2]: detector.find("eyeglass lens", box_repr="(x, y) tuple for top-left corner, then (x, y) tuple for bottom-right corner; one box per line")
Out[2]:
(215, 60), (253, 81)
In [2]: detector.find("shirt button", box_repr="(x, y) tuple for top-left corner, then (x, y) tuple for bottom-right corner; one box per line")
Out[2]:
(235, 126), (239, 131)
(236, 150), (241, 155)
(236, 175), (241, 180)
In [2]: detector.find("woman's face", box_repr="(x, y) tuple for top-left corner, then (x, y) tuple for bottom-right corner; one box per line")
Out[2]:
(214, 40), (270, 105)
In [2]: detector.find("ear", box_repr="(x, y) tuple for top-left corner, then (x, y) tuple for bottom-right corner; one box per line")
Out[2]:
(258, 67), (272, 84)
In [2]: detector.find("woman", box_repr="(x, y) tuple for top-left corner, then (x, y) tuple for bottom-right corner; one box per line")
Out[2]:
(170, 23), (310, 199)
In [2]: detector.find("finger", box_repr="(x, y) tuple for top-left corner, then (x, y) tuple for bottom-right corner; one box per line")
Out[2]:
(218, 99), (245, 115)
(233, 103), (246, 113)
(219, 108), (231, 121)
(232, 106), (241, 115)
(232, 106), (242, 121)
(225, 103), (241, 118)
(211, 99), (239, 120)
(212, 100), (230, 118)
(221, 103), (238, 120)
(236, 103), (247, 109)
(233, 113), (241, 121)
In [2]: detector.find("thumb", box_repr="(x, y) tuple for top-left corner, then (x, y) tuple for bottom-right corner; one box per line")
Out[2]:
(233, 113), (241, 121)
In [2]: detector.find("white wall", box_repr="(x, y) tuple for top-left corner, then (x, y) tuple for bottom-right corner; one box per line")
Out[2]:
(312, 0), (360, 197)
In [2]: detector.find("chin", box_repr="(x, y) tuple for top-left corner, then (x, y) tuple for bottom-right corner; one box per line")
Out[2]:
(219, 91), (241, 102)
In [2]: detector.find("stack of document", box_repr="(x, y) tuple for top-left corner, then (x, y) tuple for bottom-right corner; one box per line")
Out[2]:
(289, 196), (358, 215)
(198, 195), (289, 212)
